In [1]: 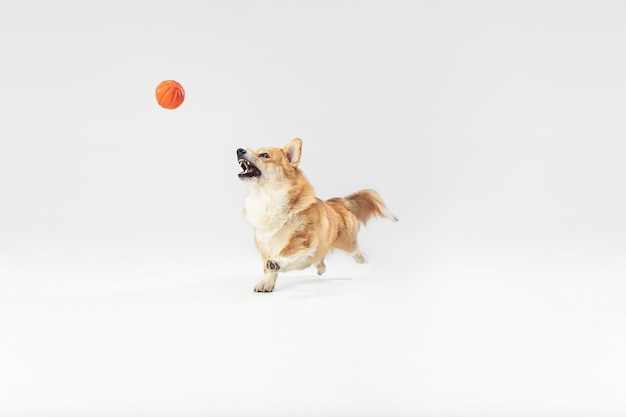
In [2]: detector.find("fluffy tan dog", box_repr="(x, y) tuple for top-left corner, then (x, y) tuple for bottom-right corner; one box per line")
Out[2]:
(237, 138), (397, 292)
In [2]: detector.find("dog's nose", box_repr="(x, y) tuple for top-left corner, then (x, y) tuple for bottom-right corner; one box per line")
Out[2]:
(237, 148), (246, 156)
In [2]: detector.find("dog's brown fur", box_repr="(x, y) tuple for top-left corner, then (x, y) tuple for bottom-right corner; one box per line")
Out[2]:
(237, 138), (397, 292)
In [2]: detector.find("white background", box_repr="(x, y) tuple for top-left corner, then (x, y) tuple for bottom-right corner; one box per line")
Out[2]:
(1, 1), (625, 416)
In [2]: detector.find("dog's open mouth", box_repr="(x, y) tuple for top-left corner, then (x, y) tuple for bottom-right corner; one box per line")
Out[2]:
(238, 159), (261, 178)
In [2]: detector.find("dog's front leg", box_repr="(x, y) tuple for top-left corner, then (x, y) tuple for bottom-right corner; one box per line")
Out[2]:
(254, 236), (317, 292)
(253, 259), (283, 292)
(266, 235), (317, 273)
(254, 269), (278, 292)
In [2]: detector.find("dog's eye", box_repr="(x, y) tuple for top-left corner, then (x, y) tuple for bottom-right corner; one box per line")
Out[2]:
(259, 153), (270, 159)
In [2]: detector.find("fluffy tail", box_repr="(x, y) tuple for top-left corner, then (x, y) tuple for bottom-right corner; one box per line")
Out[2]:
(328, 189), (398, 225)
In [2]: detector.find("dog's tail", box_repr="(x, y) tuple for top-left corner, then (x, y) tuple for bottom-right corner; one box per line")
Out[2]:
(328, 189), (398, 225)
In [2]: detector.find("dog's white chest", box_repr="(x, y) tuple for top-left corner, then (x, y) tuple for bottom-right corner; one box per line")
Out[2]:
(243, 186), (290, 236)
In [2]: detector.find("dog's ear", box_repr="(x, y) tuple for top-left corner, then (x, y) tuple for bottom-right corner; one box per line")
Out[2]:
(283, 138), (302, 167)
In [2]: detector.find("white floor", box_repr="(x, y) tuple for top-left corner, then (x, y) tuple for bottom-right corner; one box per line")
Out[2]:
(2, 235), (624, 417)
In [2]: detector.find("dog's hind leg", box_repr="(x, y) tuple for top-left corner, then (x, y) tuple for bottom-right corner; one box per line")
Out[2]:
(352, 250), (368, 264)
(336, 235), (368, 264)
(315, 258), (326, 275)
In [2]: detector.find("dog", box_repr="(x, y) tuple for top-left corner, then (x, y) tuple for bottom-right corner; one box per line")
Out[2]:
(237, 138), (397, 292)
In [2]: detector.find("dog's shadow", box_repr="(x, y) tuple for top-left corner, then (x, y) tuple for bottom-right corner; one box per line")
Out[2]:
(274, 275), (354, 297)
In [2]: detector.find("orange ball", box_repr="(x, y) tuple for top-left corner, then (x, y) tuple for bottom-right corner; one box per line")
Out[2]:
(155, 80), (185, 109)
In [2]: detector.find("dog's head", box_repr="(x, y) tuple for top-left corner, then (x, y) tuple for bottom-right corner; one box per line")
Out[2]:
(237, 138), (302, 183)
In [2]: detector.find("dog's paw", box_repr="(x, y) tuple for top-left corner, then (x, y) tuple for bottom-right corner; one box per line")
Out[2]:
(353, 251), (368, 264)
(315, 261), (326, 276)
(254, 279), (275, 292)
(266, 259), (281, 271)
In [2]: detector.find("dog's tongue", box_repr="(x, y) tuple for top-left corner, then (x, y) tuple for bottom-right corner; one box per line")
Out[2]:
(242, 164), (259, 175)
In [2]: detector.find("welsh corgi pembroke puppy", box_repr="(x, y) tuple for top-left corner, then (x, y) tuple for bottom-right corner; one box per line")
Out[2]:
(237, 138), (397, 292)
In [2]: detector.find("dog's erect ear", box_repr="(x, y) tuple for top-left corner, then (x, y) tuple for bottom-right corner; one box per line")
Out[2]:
(284, 138), (302, 167)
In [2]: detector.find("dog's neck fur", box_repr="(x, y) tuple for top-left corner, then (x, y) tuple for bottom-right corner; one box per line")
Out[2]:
(243, 175), (316, 233)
